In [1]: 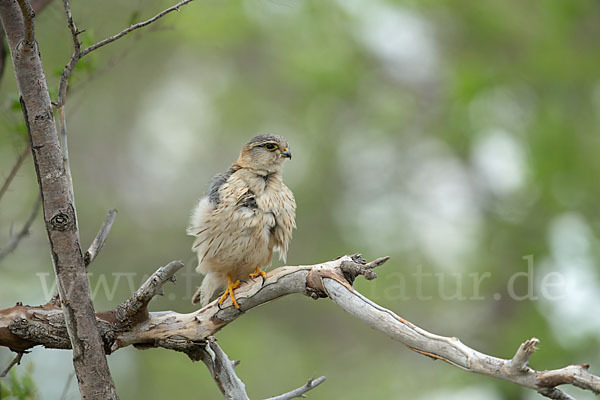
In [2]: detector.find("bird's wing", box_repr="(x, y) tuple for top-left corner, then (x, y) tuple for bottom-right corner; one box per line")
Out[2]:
(190, 171), (259, 267)
(271, 183), (296, 262)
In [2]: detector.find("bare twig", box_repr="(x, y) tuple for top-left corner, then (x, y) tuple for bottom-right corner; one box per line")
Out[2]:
(15, 0), (34, 45)
(55, 0), (79, 188)
(264, 374), (326, 400)
(56, 0), (81, 107)
(0, 145), (30, 203)
(2, 255), (599, 398)
(322, 277), (600, 398)
(84, 208), (118, 267)
(79, 0), (195, 58)
(0, 352), (24, 378)
(0, 196), (41, 262)
(508, 337), (539, 373)
(56, 0), (195, 108)
(54, 0), (196, 192)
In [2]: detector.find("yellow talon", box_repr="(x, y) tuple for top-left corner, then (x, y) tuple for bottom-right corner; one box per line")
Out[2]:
(249, 267), (268, 281)
(218, 274), (241, 309)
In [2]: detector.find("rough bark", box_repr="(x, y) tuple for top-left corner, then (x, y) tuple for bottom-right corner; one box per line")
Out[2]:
(0, 1), (117, 398)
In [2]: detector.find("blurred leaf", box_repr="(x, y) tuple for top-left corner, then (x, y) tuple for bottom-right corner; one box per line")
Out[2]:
(128, 10), (140, 26)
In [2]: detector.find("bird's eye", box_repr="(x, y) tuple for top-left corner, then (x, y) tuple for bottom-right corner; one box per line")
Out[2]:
(264, 143), (278, 151)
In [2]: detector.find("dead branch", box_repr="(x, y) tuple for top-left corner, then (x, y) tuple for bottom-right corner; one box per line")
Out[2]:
(114, 261), (183, 327)
(84, 208), (118, 267)
(0, 255), (597, 398)
(198, 337), (250, 400)
(264, 374), (326, 400)
(0, 196), (41, 262)
(0, 351), (24, 377)
(150, 336), (250, 399)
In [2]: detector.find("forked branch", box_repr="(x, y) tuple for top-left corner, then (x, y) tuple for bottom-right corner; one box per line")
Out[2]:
(0, 255), (598, 399)
(57, 0), (196, 107)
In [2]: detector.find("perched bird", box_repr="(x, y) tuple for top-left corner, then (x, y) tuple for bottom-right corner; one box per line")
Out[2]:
(187, 134), (296, 307)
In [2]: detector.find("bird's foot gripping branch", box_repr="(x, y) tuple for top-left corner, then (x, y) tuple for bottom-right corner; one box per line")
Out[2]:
(1, 255), (600, 399)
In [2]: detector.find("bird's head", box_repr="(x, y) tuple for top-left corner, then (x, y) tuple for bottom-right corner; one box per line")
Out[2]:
(237, 134), (292, 174)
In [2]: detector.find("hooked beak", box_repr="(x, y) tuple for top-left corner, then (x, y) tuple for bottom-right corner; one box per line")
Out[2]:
(282, 149), (292, 159)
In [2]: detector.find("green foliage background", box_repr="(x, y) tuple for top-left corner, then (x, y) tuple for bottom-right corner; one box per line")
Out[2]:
(1, 0), (599, 399)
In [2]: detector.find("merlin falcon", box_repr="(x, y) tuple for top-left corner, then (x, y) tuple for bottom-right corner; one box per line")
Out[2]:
(187, 134), (296, 308)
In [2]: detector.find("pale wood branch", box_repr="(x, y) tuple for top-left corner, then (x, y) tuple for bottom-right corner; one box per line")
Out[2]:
(198, 337), (250, 400)
(113, 261), (183, 329)
(84, 208), (118, 267)
(0, 255), (598, 398)
(150, 336), (250, 399)
(264, 374), (326, 400)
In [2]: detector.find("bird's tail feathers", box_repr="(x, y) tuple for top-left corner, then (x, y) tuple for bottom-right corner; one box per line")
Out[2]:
(192, 272), (226, 306)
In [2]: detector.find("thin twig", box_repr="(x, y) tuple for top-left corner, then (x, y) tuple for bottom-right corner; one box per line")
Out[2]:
(0, 145), (30, 203)
(84, 208), (117, 267)
(79, 0), (195, 58)
(264, 374), (327, 400)
(56, 0), (81, 107)
(0, 352), (24, 378)
(508, 337), (538, 373)
(54, 0), (81, 225)
(15, 0), (35, 45)
(0, 196), (41, 262)
(67, 24), (171, 116)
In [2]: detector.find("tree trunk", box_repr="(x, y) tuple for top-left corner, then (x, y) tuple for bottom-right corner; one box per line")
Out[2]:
(0, 1), (118, 398)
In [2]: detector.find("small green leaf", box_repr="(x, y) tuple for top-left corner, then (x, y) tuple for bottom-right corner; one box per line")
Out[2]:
(10, 94), (22, 111)
(128, 10), (140, 26)
(80, 30), (95, 49)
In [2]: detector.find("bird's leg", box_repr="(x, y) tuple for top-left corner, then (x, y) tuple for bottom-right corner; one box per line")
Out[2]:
(249, 267), (268, 284)
(218, 274), (241, 309)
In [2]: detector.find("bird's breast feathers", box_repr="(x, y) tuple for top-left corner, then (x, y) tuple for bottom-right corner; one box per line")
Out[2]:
(188, 168), (296, 270)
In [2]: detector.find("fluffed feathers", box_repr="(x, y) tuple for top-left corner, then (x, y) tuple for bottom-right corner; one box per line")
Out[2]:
(188, 135), (296, 306)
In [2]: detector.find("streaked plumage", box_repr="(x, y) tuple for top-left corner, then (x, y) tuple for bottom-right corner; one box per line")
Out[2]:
(187, 134), (296, 306)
